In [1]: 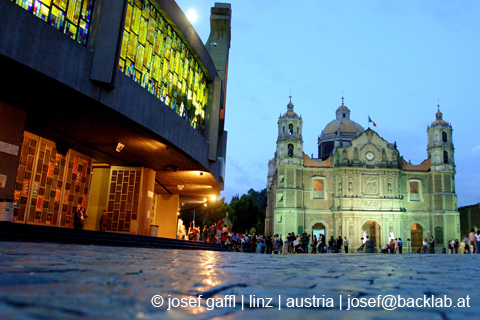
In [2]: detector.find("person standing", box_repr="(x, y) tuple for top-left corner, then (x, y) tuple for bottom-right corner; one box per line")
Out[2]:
(216, 220), (223, 244)
(337, 236), (343, 253)
(422, 237), (428, 254)
(318, 234), (326, 253)
(208, 223), (216, 243)
(328, 236), (334, 253)
(476, 230), (480, 254)
(398, 237), (403, 254)
(344, 237), (349, 253)
(301, 233), (308, 254)
(454, 239), (459, 254)
(202, 225), (209, 242)
(311, 235), (317, 254)
(288, 232), (296, 254)
(469, 229), (477, 253)
(74, 207), (87, 230)
(429, 236), (435, 254)
(463, 235), (470, 253)
(99, 209), (108, 231)
(394, 238), (399, 254)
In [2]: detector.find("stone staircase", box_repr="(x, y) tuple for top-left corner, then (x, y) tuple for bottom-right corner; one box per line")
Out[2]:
(0, 222), (227, 251)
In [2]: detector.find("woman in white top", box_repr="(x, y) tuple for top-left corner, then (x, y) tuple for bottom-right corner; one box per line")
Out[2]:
(422, 238), (427, 254)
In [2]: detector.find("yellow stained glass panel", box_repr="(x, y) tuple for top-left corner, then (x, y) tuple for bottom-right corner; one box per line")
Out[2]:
(127, 33), (137, 61)
(135, 44), (144, 70)
(144, 42), (152, 68)
(74, 0), (82, 23)
(132, 6), (141, 35)
(66, 0), (76, 22)
(139, 16), (147, 45)
(125, 3), (133, 31)
(120, 31), (129, 59)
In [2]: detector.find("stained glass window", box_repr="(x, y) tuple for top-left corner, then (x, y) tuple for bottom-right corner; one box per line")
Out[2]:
(313, 179), (324, 199)
(119, 0), (209, 134)
(12, 0), (94, 46)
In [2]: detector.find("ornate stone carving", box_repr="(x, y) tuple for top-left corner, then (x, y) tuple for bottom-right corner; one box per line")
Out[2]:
(363, 175), (378, 195)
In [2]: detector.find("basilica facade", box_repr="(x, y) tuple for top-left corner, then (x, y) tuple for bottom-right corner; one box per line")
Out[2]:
(265, 99), (459, 252)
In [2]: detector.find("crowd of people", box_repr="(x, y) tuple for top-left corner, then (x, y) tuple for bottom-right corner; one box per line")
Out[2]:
(188, 220), (480, 255)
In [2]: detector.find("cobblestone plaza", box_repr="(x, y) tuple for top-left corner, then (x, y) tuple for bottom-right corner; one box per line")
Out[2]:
(0, 242), (478, 319)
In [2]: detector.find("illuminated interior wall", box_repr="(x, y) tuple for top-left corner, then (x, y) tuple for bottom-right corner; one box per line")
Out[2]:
(85, 167), (110, 231)
(12, 0), (94, 46)
(106, 167), (143, 233)
(119, 0), (209, 134)
(154, 193), (179, 239)
(13, 132), (93, 227)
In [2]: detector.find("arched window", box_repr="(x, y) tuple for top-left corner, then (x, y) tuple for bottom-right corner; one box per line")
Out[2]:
(297, 127), (299, 134)
(443, 151), (448, 164)
(282, 126), (285, 133)
(288, 144), (294, 157)
(442, 132), (447, 142)
(288, 124), (293, 135)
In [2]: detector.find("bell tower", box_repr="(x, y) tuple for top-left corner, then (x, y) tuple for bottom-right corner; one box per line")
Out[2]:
(427, 105), (454, 172)
(276, 98), (303, 166)
(273, 98), (304, 237)
(426, 104), (459, 246)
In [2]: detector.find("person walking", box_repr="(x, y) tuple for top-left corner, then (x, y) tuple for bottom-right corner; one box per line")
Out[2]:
(422, 237), (428, 254)
(344, 237), (349, 253)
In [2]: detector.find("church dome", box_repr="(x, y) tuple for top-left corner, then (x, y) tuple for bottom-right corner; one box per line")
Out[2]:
(320, 103), (364, 139)
(317, 98), (365, 160)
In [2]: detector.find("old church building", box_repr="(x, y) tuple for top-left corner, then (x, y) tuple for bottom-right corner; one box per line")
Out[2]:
(265, 99), (459, 252)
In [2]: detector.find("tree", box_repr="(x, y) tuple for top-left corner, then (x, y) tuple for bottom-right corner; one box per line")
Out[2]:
(199, 197), (228, 227)
(228, 193), (262, 234)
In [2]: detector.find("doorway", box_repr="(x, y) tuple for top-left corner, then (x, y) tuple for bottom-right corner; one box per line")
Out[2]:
(410, 224), (423, 249)
(362, 220), (381, 249)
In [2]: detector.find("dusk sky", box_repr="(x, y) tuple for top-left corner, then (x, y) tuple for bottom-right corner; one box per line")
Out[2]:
(175, 0), (480, 207)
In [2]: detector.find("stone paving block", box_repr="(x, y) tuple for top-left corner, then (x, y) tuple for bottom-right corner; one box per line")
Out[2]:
(0, 242), (479, 319)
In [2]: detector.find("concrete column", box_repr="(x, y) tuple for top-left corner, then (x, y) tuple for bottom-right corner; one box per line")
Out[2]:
(137, 168), (155, 236)
(154, 194), (179, 239)
(0, 102), (26, 202)
(85, 167), (110, 231)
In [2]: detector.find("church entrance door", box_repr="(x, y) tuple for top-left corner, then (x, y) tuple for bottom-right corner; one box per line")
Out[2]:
(362, 220), (381, 250)
(410, 224), (423, 249)
(312, 223), (326, 240)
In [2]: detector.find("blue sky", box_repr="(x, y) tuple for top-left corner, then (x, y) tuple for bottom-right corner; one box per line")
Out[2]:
(175, 0), (480, 207)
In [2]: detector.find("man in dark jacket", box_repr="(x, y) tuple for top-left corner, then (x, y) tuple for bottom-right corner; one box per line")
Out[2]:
(337, 236), (343, 253)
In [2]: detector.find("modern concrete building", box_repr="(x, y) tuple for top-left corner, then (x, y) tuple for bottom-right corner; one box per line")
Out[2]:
(459, 203), (480, 239)
(0, 0), (231, 238)
(266, 99), (460, 252)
